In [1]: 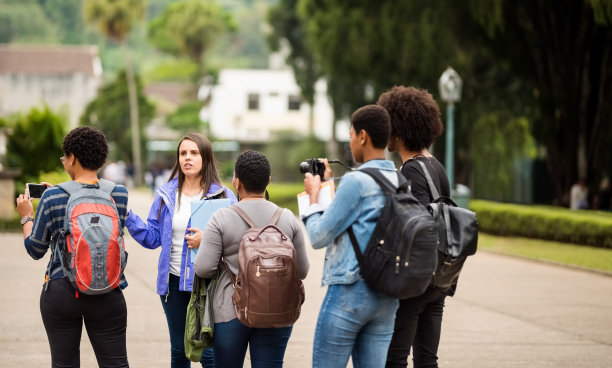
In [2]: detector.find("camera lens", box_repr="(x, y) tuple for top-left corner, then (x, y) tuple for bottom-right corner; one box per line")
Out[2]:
(299, 162), (310, 174)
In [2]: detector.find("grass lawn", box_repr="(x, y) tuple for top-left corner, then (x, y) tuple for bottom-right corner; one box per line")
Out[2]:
(479, 233), (612, 273)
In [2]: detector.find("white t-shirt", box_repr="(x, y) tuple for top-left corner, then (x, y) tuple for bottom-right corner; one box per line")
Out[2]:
(170, 190), (203, 275)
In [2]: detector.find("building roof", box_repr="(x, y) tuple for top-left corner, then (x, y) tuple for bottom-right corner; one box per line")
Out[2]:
(0, 44), (102, 77)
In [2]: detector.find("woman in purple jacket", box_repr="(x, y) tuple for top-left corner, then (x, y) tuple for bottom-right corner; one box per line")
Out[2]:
(125, 133), (236, 367)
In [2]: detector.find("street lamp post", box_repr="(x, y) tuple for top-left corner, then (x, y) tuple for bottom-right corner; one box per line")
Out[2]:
(438, 67), (462, 191)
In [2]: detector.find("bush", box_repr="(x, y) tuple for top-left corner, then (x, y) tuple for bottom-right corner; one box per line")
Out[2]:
(267, 182), (303, 215)
(5, 170), (72, 232)
(470, 200), (612, 248)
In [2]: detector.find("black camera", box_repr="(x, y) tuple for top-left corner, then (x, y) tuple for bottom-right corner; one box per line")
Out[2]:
(299, 158), (326, 178)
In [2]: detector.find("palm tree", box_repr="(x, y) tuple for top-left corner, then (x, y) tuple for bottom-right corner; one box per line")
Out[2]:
(83, 0), (146, 186)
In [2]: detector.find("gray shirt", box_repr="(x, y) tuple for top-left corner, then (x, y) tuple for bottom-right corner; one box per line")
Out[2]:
(194, 200), (310, 323)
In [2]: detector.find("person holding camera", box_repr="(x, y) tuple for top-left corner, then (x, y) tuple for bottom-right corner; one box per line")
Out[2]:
(124, 133), (236, 368)
(302, 104), (399, 367)
(15, 126), (130, 367)
(378, 86), (450, 368)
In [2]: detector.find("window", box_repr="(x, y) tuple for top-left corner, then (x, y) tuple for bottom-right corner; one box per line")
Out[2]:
(288, 94), (301, 111)
(248, 93), (259, 110)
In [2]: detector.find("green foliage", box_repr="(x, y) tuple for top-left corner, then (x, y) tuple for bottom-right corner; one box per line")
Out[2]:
(471, 200), (612, 248)
(471, 114), (536, 200)
(38, 0), (89, 43)
(166, 101), (207, 135)
(79, 70), (155, 162)
(5, 106), (66, 182)
(478, 233), (612, 273)
(145, 59), (199, 82)
(148, 0), (235, 63)
(0, 0), (58, 43)
(83, 0), (146, 43)
(264, 132), (327, 182)
(268, 0), (321, 106)
(267, 182), (304, 215)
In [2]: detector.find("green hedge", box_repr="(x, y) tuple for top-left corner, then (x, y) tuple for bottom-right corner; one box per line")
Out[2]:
(470, 200), (612, 248)
(267, 182), (303, 215)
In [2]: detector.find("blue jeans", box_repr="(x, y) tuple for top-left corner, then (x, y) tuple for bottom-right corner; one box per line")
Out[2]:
(161, 274), (214, 368)
(313, 280), (399, 368)
(213, 318), (293, 368)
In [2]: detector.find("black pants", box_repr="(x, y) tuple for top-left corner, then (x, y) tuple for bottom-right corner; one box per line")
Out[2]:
(385, 287), (447, 368)
(40, 277), (129, 368)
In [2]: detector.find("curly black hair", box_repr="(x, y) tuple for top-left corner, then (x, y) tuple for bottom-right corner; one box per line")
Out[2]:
(235, 150), (271, 193)
(377, 86), (443, 151)
(351, 104), (391, 149)
(62, 126), (108, 170)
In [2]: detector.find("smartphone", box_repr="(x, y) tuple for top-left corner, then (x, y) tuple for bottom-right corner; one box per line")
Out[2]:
(26, 183), (47, 199)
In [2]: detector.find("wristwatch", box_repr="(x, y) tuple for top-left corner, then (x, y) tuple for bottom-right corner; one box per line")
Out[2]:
(20, 216), (34, 226)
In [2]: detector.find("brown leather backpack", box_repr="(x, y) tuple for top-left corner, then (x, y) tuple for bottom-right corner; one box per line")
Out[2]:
(222, 206), (305, 328)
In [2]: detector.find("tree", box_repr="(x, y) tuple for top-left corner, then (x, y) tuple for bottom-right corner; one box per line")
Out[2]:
(268, 0), (322, 135)
(83, 0), (146, 186)
(0, 0), (58, 43)
(80, 70), (155, 165)
(470, 0), (612, 205)
(297, 0), (612, 205)
(148, 0), (235, 96)
(5, 106), (66, 180)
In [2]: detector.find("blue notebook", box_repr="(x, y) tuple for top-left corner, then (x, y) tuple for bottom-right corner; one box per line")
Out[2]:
(189, 198), (233, 259)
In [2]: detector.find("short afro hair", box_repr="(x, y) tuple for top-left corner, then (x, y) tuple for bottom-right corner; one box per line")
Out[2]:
(377, 86), (443, 151)
(234, 150), (271, 193)
(351, 104), (390, 149)
(62, 126), (108, 170)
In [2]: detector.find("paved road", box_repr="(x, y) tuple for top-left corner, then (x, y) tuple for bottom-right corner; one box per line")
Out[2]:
(1, 189), (611, 367)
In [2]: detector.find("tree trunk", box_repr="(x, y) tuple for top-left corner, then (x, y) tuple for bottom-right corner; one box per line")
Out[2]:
(520, 0), (612, 206)
(122, 45), (142, 187)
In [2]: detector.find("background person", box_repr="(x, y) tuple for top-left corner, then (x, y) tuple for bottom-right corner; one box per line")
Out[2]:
(302, 105), (399, 367)
(378, 86), (450, 368)
(15, 126), (129, 368)
(125, 133), (236, 368)
(194, 150), (310, 368)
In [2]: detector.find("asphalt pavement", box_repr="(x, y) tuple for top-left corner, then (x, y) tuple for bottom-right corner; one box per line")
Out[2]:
(1, 189), (611, 367)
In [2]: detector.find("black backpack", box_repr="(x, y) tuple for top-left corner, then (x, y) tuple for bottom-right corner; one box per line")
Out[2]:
(413, 160), (478, 289)
(347, 168), (439, 299)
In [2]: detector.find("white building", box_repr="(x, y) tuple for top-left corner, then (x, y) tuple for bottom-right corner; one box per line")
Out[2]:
(0, 44), (102, 127)
(201, 68), (336, 143)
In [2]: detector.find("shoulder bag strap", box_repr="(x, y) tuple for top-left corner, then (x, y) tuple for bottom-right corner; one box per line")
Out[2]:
(230, 205), (257, 228)
(56, 180), (82, 196)
(414, 159), (440, 200)
(359, 168), (397, 194)
(267, 207), (283, 226)
(97, 179), (116, 194)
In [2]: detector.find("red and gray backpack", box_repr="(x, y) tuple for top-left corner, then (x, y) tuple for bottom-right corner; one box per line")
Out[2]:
(51, 179), (127, 295)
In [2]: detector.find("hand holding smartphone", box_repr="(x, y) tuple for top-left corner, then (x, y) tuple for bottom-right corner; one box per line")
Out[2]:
(26, 183), (48, 199)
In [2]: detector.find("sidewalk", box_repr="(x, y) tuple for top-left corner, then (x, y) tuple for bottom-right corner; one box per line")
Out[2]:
(1, 189), (611, 367)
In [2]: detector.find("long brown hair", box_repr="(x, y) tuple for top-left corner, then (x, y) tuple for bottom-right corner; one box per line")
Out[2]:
(169, 133), (222, 208)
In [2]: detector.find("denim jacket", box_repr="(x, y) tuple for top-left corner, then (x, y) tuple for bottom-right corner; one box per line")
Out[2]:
(125, 178), (237, 295)
(302, 159), (398, 286)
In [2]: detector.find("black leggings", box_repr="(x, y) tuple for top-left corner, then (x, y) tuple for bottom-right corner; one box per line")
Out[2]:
(40, 277), (129, 368)
(386, 287), (447, 368)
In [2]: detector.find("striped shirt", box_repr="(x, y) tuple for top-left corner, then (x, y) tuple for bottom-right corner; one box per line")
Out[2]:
(24, 182), (129, 286)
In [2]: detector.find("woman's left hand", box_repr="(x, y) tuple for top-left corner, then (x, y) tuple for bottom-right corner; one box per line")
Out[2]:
(185, 227), (203, 249)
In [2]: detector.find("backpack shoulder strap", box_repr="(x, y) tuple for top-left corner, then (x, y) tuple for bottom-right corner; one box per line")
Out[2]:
(267, 207), (283, 226)
(359, 168), (404, 194)
(97, 179), (116, 195)
(231, 205), (257, 228)
(56, 181), (83, 195)
(413, 159), (441, 200)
